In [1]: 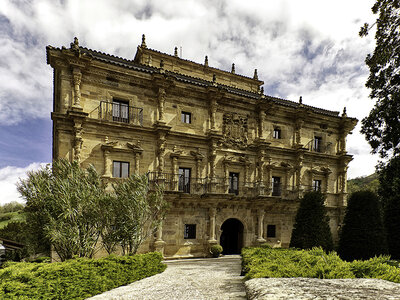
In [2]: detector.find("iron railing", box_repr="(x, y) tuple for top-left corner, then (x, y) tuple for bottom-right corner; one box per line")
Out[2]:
(93, 101), (143, 126)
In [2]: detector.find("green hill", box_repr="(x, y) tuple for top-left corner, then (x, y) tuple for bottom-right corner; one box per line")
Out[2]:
(347, 173), (379, 195)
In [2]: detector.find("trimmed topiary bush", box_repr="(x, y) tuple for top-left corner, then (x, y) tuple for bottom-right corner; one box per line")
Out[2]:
(0, 252), (166, 299)
(290, 191), (333, 251)
(338, 190), (388, 261)
(210, 244), (223, 257)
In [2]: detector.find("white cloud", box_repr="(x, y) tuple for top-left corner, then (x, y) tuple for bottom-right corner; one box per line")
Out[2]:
(0, 163), (46, 205)
(0, 0), (380, 178)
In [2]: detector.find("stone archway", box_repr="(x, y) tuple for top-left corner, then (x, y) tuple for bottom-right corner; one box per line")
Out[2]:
(220, 218), (244, 254)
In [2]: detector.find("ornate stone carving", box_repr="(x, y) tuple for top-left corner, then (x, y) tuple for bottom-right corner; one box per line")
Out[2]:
(222, 113), (248, 149)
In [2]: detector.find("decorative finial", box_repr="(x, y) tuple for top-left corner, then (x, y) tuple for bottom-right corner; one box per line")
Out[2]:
(342, 107), (347, 117)
(174, 47), (178, 57)
(70, 37), (79, 50)
(141, 34), (147, 48)
(253, 69), (258, 80)
(231, 63), (235, 74)
(299, 96), (303, 104)
(204, 55), (208, 67)
(261, 87), (264, 94)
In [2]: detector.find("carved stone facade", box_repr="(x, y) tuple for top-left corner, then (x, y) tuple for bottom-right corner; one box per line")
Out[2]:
(47, 37), (357, 258)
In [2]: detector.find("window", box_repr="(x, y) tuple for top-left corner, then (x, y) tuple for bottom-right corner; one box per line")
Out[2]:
(272, 176), (281, 196)
(181, 111), (191, 124)
(178, 168), (191, 193)
(313, 136), (322, 152)
(184, 224), (196, 239)
(273, 127), (281, 139)
(267, 225), (276, 238)
(229, 172), (239, 195)
(113, 161), (129, 178)
(313, 179), (322, 192)
(112, 99), (129, 123)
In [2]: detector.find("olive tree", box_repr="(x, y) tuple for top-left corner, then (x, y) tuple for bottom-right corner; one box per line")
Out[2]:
(18, 160), (106, 260)
(18, 159), (168, 260)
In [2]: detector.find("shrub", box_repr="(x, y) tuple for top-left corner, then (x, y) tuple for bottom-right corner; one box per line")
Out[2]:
(338, 191), (387, 261)
(290, 191), (333, 251)
(0, 252), (166, 299)
(242, 247), (400, 283)
(210, 245), (223, 258)
(242, 247), (353, 280)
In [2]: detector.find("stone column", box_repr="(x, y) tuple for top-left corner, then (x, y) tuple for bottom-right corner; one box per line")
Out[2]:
(324, 172), (330, 193)
(171, 155), (179, 191)
(134, 152), (140, 174)
(244, 163), (250, 187)
(154, 222), (166, 255)
(72, 68), (82, 109)
(257, 209), (266, 243)
(158, 88), (166, 122)
(294, 120), (304, 147)
(73, 120), (83, 162)
(210, 98), (217, 130)
(224, 160), (230, 193)
(208, 207), (217, 242)
(103, 149), (112, 177)
(258, 110), (265, 139)
(157, 132), (166, 177)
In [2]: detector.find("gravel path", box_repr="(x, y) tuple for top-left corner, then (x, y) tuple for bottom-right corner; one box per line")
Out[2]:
(88, 255), (247, 300)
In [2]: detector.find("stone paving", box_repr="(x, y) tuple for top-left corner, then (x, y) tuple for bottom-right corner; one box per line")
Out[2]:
(88, 255), (247, 300)
(245, 277), (400, 300)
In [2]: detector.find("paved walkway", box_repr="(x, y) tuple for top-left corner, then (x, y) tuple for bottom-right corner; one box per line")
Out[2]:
(89, 255), (247, 300)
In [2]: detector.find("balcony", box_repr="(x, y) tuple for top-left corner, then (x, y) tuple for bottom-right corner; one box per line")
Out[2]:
(146, 172), (297, 199)
(91, 101), (143, 126)
(305, 138), (332, 154)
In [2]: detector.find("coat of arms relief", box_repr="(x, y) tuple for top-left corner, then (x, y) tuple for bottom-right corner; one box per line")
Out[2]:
(222, 113), (248, 149)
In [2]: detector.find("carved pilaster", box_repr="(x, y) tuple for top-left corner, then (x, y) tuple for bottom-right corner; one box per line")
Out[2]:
(157, 88), (166, 122)
(210, 98), (217, 131)
(294, 119), (304, 147)
(73, 120), (83, 162)
(208, 207), (217, 242)
(157, 132), (166, 176)
(154, 222), (166, 255)
(72, 68), (82, 109)
(103, 149), (112, 177)
(258, 109), (265, 139)
(257, 209), (266, 243)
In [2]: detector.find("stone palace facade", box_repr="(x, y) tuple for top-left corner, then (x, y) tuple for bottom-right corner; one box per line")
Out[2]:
(46, 36), (357, 258)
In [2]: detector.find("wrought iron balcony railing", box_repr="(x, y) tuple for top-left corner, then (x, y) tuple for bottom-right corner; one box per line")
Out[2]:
(91, 101), (143, 126)
(305, 139), (332, 154)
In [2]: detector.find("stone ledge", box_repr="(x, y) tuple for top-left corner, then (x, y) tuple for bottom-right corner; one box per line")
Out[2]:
(245, 278), (400, 300)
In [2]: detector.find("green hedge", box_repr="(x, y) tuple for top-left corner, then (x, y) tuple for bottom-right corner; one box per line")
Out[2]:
(0, 252), (166, 299)
(242, 247), (400, 283)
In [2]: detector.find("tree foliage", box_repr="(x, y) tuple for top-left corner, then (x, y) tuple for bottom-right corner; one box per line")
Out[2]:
(377, 156), (400, 258)
(360, 0), (400, 158)
(347, 173), (379, 195)
(338, 191), (387, 261)
(17, 159), (167, 261)
(113, 175), (167, 255)
(290, 191), (333, 251)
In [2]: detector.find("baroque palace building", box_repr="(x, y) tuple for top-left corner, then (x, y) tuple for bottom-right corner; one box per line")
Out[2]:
(46, 36), (357, 258)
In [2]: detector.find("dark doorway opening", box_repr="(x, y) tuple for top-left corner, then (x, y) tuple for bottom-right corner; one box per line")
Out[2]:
(220, 218), (244, 254)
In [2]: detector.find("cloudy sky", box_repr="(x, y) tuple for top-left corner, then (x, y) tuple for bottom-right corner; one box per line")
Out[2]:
(0, 0), (379, 205)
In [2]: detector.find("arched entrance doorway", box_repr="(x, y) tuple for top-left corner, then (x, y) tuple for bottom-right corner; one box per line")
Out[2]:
(220, 218), (244, 254)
